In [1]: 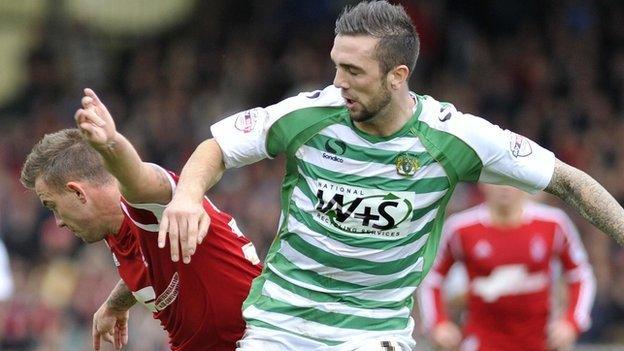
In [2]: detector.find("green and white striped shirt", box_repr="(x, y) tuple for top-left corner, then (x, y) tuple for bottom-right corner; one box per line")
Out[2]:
(211, 85), (555, 349)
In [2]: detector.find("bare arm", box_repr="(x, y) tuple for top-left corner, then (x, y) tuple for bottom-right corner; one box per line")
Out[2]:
(157, 138), (225, 262)
(173, 138), (225, 203)
(76, 89), (171, 204)
(98, 132), (172, 204)
(105, 279), (137, 311)
(92, 280), (135, 351)
(544, 159), (624, 246)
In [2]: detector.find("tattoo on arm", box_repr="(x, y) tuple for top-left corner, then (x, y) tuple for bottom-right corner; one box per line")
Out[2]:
(545, 159), (624, 246)
(152, 164), (171, 192)
(121, 163), (173, 204)
(106, 280), (137, 312)
(145, 163), (174, 203)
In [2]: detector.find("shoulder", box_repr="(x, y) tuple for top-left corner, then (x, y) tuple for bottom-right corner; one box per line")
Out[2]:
(415, 94), (499, 137)
(444, 205), (486, 235)
(265, 85), (347, 155)
(266, 85), (345, 120)
(523, 202), (586, 255)
(523, 202), (572, 225)
(414, 94), (452, 125)
(411, 95), (505, 182)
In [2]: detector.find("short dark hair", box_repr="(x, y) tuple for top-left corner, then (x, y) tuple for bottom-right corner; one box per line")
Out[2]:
(335, 1), (419, 76)
(20, 129), (113, 191)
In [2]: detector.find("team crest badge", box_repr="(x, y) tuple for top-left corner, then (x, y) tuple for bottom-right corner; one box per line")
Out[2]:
(530, 236), (547, 262)
(395, 153), (419, 176)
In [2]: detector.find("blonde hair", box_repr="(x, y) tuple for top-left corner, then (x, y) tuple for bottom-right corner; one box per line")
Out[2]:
(20, 129), (113, 191)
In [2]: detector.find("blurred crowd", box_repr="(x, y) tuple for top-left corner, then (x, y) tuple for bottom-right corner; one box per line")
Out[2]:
(1, 0), (624, 350)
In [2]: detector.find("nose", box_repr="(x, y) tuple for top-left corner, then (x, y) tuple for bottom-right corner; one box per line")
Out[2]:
(333, 69), (349, 90)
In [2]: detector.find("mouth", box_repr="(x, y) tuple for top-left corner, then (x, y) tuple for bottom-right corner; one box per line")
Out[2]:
(343, 96), (357, 110)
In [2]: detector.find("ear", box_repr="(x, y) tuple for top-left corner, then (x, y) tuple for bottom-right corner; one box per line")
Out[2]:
(387, 64), (410, 90)
(66, 181), (88, 204)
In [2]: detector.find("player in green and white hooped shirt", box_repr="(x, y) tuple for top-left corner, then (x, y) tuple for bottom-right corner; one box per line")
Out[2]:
(160, 2), (624, 351)
(210, 87), (556, 350)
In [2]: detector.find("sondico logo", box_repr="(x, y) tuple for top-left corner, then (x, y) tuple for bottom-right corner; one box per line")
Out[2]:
(322, 139), (346, 163)
(314, 181), (414, 237)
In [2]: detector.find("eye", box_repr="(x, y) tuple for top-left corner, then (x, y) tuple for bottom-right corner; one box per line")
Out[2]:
(335, 65), (359, 76)
(347, 67), (361, 76)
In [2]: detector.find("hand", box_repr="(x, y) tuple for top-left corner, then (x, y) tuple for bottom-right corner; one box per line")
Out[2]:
(75, 88), (117, 150)
(431, 321), (462, 350)
(92, 302), (129, 351)
(158, 193), (210, 263)
(548, 319), (577, 351)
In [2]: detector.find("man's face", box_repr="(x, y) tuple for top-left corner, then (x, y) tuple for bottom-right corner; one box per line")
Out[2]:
(331, 35), (392, 123)
(480, 184), (527, 210)
(34, 177), (105, 243)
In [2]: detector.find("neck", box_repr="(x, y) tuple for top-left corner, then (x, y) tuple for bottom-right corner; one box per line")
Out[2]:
(106, 211), (125, 236)
(488, 204), (524, 227)
(95, 186), (125, 236)
(354, 89), (415, 137)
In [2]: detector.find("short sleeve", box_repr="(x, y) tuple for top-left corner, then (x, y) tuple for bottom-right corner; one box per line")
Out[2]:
(474, 118), (555, 193)
(210, 107), (273, 169)
(210, 85), (346, 169)
(419, 98), (555, 193)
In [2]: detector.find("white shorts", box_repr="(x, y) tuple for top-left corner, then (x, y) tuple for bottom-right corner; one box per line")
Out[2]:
(236, 325), (415, 351)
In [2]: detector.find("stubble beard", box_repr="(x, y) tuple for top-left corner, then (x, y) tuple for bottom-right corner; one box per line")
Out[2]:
(348, 83), (392, 124)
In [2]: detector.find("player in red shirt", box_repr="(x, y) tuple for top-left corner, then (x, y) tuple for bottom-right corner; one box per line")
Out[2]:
(418, 184), (595, 351)
(20, 89), (262, 351)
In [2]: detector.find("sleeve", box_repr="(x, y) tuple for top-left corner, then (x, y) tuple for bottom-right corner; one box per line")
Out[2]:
(210, 85), (345, 169)
(418, 225), (462, 332)
(554, 213), (596, 333)
(210, 107), (274, 169)
(420, 101), (555, 193)
(476, 122), (555, 193)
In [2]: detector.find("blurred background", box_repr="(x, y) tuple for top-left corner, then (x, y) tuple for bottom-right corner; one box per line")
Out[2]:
(0, 0), (623, 350)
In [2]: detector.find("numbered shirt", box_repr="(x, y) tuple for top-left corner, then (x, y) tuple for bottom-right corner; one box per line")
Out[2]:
(418, 202), (595, 351)
(210, 85), (556, 349)
(105, 166), (262, 351)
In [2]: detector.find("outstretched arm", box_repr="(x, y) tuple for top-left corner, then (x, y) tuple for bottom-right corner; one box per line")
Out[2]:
(544, 159), (624, 246)
(93, 280), (136, 351)
(75, 88), (172, 205)
(165, 138), (225, 206)
(157, 139), (225, 263)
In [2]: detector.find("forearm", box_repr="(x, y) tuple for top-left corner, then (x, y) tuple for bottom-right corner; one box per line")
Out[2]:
(545, 159), (624, 246)
(563, 264), (595, 332)
(174, 138), (225, 202)
(95, 132), (171, 204)
(105, 280), (137, 312)
(95, 132), (144, 186)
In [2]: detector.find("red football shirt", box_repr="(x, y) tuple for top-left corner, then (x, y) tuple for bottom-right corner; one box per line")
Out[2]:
(105, 169), (262, 350)
(419, 202), (595, 351)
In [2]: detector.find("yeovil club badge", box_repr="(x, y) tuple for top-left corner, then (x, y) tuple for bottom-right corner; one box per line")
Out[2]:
(395, 153), (419, 176)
